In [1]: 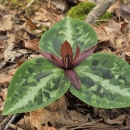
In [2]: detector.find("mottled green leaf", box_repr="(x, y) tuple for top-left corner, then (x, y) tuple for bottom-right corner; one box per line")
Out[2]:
(70, 53), (130, 109)
(3, 58), (70, 115)
(40, 16), (97, 56)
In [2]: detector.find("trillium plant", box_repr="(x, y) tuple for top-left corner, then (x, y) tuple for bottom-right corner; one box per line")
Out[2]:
(3, 17), (130, 115)
(41, 41), (96, 90)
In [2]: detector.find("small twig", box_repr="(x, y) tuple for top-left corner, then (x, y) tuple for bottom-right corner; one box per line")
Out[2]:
(26, 0), (35, 7)
(113, 48), (127, 54)
(118, 109), (130, 120)
(4, 114), (17, 130)
(2, 61), (16, 63)
(96, 19), (114, 22)
(0, 115), (12, 130)
(85, 0), (117, 23)
(97, 36), (116, 44)
(32, 20), (51, 27)
(72, 118), (104, 130)
(63, 118), (103, 129)
(48, 0), (51, 8)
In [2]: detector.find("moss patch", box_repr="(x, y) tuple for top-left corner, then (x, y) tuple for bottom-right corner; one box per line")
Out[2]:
(67, 2), (112, 21)
(67, 2), (95, 21)
(101, 12), (112, 20)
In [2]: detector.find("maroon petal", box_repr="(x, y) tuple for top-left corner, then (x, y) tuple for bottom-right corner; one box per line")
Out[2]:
(60, 41), (73, 59)
(41, 52), (63, 68)
(50, 54), (64, 67)
(64, 70), (81, 90)
(73, 46), (96, 68)
(72, 45), (80, 64)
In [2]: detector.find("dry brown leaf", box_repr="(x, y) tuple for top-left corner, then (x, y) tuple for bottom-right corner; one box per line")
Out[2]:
(8, 123), (24, 130)
(24, 39), (40, 51)
(106, 20), (121, 30)
(0, 42), (4, 52)
(8, 69), (17, 75)
(120, 21), (129, 33)
(16, 58), (26, 68)
(126, 114), (130, 126)
(34, 8), (61, 24)
(34, 12), (48, 21)
(0, 88), (7, 100)
(0, 15), (13, 31)
(93, 26), (108, 41)
(0, 98), (4, 111)
(107, 0), (122, 13)
(121, 2), (130, 15)
(98, 108), (126, 125)
(15, 29), (26, 41)
(123, 2), (130, 13)
(41, 126), (56, 130)
(115, 8), (130, 20)
(28, 96), (89, 130)
(106, 114), (126, 125)
(16, 116), (29, 129)
(24, 15), (38, 30)
(15, 28), (36, 41)
(0, 3), (6, 11)
(98, 108), (110, 120)
(104, 20), (124, 49)
(10, 49), (29, 61)
(51, 0), (67, 12)
(125, 51), (130, 56)
(3, 33), (15, 61)
(0, 73), (12, 84)
(114, 35), (124, 50)
(29, 108), (52, 130)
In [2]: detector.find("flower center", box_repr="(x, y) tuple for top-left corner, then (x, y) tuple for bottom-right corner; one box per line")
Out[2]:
(63, 54), (72, 69)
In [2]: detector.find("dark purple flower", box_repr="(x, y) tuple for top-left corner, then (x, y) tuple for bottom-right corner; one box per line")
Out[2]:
(41, 41), (96, 90)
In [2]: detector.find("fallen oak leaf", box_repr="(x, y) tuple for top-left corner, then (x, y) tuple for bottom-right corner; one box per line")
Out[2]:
(106, 114), (126, 125)
(0, 15), (13, 31)
(0, 88), (8, 100)
(29, 108), (55, 130)
(126, 48), (130, 56)
(24, 15), (39, 30)
(93, 25), (109, 41)
(39, 8), (57, 22)
(41, 126), (56, 130)
(0, 98), (4, 112)
(8, 69), (17, 75)
(0, 73), (12, 85)
(24, 39), (40, 51)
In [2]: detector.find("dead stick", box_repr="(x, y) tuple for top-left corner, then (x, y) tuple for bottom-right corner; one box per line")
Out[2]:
(0, 115), (12, 130)
(85, 0), (117, 23)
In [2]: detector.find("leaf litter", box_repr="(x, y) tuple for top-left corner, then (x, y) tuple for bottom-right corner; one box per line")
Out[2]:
(1, 0), (130, 129)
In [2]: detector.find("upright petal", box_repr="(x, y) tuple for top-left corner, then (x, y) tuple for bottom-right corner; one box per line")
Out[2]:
(50, 54), (64, 67)
(60, 41), (73, 59)
(41, 52), (63, 68)
(64, 70), (81, 90)
(73, 46), (96, 68)
(72, 45), (80, 64)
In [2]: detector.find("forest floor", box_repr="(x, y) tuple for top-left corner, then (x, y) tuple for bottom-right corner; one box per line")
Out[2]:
(0, 0), (130, 130)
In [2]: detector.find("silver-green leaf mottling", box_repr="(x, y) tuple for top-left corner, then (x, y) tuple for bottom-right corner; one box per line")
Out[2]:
(70, 53), (130, 109)
(4, 16), (130, 115)
(3, 58), (70, 115)
(40, 16), (97, 56)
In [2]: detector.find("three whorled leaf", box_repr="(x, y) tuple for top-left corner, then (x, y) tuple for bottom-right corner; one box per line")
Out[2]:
(70, 53), (130, 108)
(3, 16), (130, 115)
(40, 16), (97, 55)
(3, 58), (70, 115)
(3, 16), (98, 115)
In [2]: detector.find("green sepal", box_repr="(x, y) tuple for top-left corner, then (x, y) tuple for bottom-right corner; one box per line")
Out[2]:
(70, 53), (130, 109)
(3, 58), (70, 115)
(40, 16), (97, 56)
